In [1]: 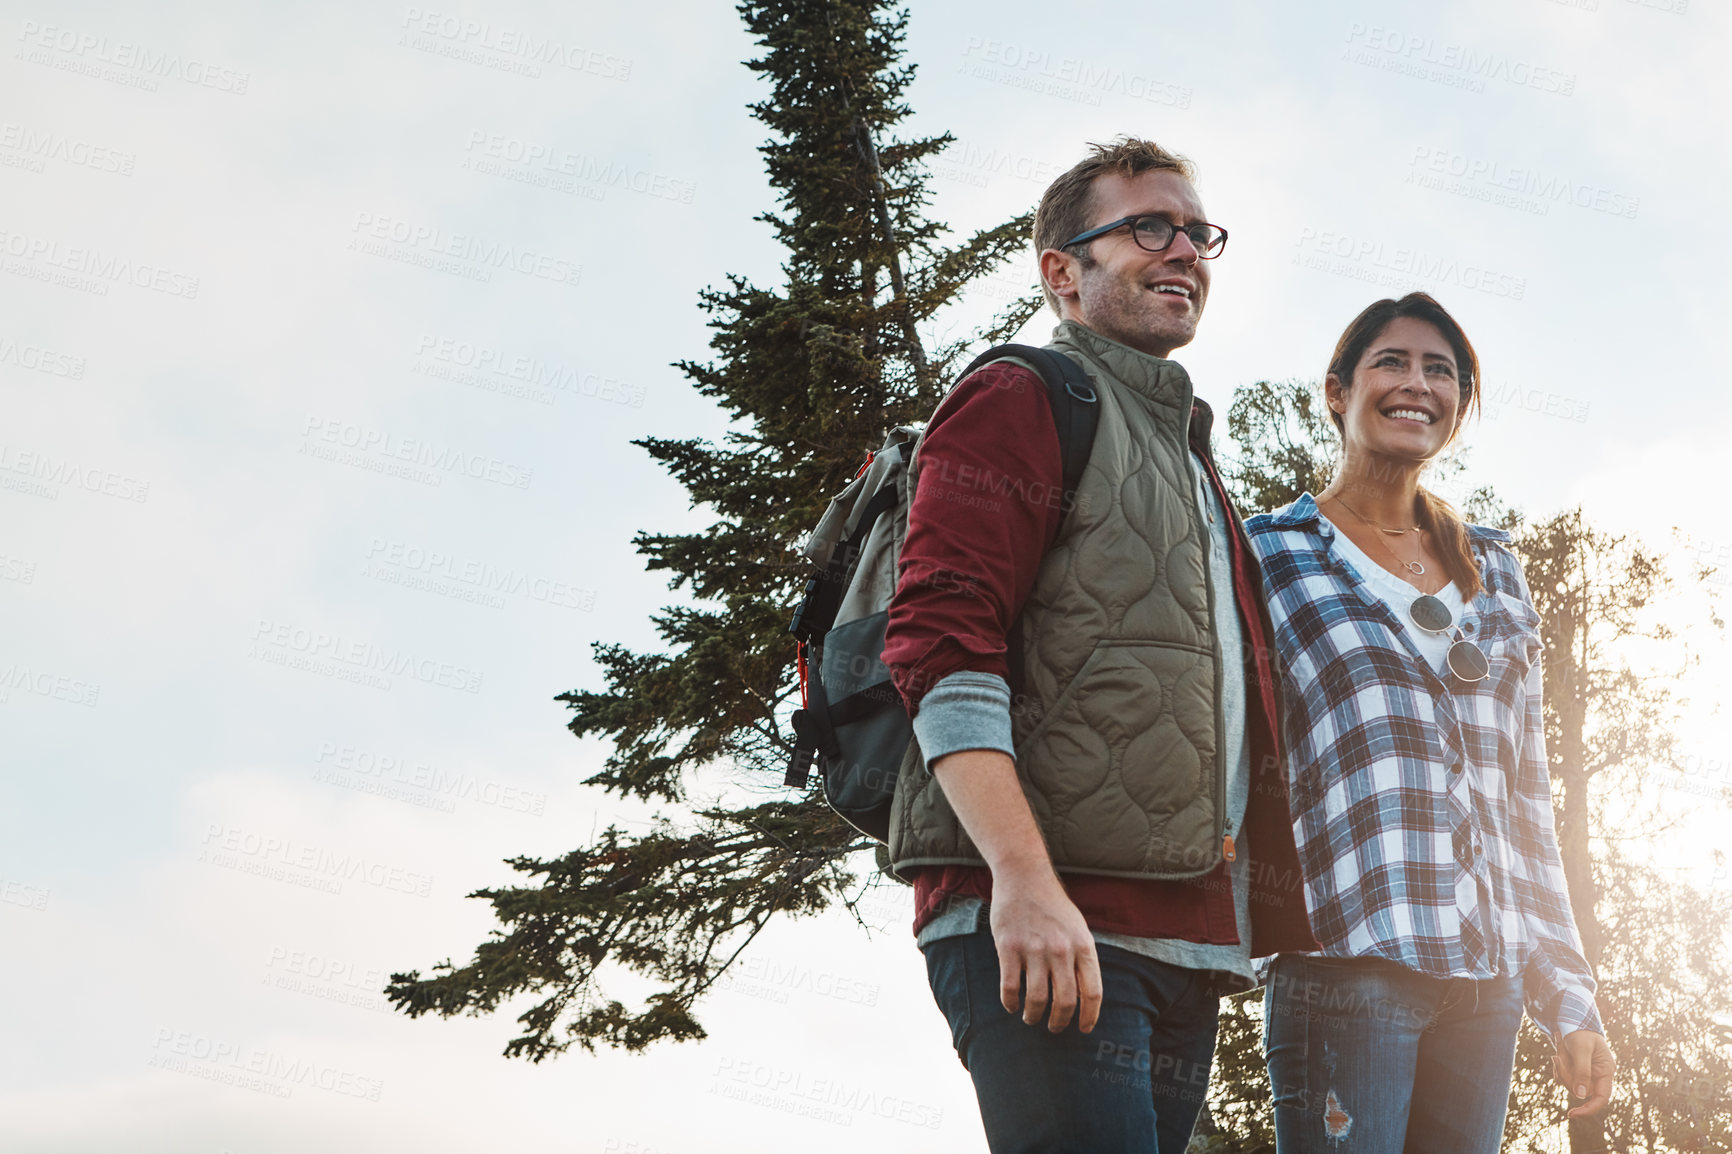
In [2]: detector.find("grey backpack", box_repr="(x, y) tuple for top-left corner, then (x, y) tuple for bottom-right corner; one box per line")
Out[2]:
(784, 344), (1099, 842)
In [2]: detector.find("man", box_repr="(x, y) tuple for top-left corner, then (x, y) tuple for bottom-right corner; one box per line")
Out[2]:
(881, 137), (1319, 1153)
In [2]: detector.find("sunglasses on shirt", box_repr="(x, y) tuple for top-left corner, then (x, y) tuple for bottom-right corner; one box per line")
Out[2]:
(1409, 594), (1491, 682)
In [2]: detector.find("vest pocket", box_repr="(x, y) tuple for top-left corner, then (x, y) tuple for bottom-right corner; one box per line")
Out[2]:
(1014, 639), (1218, 873)
(1015, 639), (1213, 766)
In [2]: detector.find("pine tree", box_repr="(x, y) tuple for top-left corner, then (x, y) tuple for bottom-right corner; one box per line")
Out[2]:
(384, 0), (1040, 1058)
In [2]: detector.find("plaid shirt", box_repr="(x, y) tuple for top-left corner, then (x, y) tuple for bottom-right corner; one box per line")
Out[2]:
(1247, 495), (1601, 1041)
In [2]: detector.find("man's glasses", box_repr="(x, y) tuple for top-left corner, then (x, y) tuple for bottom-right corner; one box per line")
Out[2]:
(1058, 215), (1228, 259)
(1409, 594), (1490, 682)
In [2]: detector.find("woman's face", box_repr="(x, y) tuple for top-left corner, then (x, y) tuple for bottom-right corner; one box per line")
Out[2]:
(1326, 316), (1464, 465)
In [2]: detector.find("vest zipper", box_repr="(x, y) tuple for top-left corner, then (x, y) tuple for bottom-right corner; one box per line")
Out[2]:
(1190, 448), (1229, 873)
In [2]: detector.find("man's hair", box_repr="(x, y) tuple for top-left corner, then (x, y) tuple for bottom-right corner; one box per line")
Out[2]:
(1033, 137), (1196, 312)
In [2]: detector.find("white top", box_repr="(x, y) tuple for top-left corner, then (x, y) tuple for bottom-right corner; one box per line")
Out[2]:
(1321, 514), (1467, 676)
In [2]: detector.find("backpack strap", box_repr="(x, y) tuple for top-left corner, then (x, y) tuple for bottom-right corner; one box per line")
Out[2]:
(956, 344), (1100, 712)
(956, 343), (1099, 515)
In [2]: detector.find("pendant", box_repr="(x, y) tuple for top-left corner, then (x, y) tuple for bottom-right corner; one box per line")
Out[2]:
(1404, 560), (1426, 576)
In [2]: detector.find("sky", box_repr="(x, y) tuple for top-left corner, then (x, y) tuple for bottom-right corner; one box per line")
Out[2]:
(1, 0), (1729, 1151)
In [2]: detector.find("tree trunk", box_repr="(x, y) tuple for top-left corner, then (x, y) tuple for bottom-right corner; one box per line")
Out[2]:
(1553, 610), (1602, 967)
(1551, 544), (1606, 1153)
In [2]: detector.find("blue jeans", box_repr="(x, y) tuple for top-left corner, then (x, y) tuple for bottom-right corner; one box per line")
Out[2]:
(1263, 954), (1525, 1153)
(923, 931), (1220, 1154)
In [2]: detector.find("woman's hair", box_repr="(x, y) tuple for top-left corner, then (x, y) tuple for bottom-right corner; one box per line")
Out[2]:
(1325, 292), (1485, 598)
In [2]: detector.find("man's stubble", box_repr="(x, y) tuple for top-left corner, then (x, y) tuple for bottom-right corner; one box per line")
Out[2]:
(1073, 257), (1205, 359)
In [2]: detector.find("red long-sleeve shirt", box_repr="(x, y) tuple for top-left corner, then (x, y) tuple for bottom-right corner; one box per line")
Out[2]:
(882, 361), (1317, 954)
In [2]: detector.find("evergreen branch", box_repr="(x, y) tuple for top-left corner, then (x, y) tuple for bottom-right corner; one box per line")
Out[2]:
(972, 291), (1046, 351)
(910, 211), (1036, 320)
(384, 799), (873, 1057)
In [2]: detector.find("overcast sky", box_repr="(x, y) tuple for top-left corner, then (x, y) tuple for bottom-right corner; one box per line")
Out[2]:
(2, 1), (1729, 1151)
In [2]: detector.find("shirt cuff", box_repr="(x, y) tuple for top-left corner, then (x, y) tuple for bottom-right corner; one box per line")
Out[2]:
(1550, 987), (1604, 1040)
(911, 671), (1015, 766)
(1530, 957), (1603, 1042)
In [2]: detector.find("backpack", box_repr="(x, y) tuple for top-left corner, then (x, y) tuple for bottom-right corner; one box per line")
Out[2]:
(783, 344), (1100, 842)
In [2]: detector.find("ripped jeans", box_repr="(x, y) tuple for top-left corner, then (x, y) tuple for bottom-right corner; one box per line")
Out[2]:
(1262, 954), (1523, 1153)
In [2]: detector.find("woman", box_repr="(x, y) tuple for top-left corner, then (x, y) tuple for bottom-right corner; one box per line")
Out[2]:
(1244, 293), (1615, 1152)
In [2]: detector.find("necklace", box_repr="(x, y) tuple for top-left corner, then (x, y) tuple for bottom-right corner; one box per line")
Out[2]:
(1331, 495), (1422, 535)
(1327, 496), (1434, 582)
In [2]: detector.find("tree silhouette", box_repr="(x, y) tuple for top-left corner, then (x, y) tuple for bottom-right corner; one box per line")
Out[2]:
(385, 0), (1041, 1058)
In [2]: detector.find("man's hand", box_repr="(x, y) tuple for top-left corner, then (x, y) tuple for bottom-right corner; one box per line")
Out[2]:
(989, 864), (1103, 1033)
(930, 747), (1103, 1034)
(1554, 1029), (1615, 1118)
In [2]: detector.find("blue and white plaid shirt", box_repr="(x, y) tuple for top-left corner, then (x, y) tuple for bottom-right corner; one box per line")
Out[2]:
(1247, 495), (1601, 1041)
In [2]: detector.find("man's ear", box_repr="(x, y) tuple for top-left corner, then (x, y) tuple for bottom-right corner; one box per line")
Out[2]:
(1039, 248), (1081, 310)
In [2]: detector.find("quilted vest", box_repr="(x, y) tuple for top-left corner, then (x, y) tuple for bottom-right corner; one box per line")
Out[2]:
(887, 321), (1226, 880)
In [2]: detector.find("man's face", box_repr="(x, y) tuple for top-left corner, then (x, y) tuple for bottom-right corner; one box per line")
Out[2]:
(1039, 170), (1212, 359)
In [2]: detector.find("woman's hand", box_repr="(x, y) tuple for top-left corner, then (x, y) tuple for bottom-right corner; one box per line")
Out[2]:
(1554, 1030), (1616, 1118)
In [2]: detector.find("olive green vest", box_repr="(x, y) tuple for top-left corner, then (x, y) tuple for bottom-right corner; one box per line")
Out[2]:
(887, 321), (1226, 880)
